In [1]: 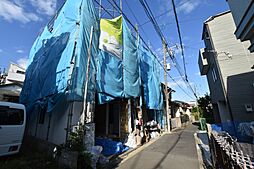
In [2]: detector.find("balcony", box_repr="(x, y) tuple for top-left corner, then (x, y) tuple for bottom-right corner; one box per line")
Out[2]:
(198, 48), (209, 75)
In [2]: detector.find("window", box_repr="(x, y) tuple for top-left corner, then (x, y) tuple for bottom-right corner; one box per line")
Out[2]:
(16, 70), (25, 75)
(0, 106), (24, 125)
(211, 68), (217, 82)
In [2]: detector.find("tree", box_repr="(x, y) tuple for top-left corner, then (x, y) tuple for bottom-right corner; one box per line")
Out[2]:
(197, 93), (214, 123)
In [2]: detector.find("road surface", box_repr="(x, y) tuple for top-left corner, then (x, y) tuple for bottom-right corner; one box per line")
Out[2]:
(116, 124), (199, 169)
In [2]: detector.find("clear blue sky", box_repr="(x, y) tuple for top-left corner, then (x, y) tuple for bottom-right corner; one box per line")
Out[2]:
(0, 0), (229, 102)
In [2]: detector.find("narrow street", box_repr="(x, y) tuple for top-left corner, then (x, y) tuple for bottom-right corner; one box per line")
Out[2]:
(116, 124), (199, 169)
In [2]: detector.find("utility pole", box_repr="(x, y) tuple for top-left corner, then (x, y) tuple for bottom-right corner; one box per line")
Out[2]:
(163, 38), (170, 132)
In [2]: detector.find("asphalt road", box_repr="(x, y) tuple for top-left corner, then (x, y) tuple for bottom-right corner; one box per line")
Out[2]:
(116, 124), (199, 169)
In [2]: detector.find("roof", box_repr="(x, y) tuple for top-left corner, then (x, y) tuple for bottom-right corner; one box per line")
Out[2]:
(202, 11), (231, 39)
(9, 62), (26, 71)
(204, 11), (231, 23)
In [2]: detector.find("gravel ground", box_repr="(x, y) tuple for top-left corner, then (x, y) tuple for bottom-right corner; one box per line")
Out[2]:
(0, 146), (60, 169)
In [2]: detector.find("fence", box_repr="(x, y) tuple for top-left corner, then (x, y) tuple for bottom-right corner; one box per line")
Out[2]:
(210, 131), (254, 169)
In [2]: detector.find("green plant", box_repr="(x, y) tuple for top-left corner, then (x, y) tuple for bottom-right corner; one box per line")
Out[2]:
(65, 123), (93, 169)
(180, 114), (189, 123)
(197, 94), (215, 123)
(67, 125), (84, 152)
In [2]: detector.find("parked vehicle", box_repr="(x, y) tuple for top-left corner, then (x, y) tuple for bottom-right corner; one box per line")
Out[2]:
(0, 102), (26, 156)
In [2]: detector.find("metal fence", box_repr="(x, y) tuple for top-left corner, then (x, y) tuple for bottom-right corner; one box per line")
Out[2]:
(210, 132), (254, 169)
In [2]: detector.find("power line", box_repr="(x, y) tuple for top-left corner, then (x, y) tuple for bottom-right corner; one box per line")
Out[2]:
(93, 0), (195, 100)
(117, 0), (196, 99)
(117, 1), (192, 98)
(138, 0), (198, 99)
(159, 17), (207, 30)
(124, 0), (150, 41)
(138, 0), (193, 27)
(171, 0), (187, 80)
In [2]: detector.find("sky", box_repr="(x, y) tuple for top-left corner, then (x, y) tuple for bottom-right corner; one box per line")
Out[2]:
(0, 0), (229, 102)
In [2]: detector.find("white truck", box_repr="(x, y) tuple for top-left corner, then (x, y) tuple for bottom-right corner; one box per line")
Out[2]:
(0, 102), (26, 156)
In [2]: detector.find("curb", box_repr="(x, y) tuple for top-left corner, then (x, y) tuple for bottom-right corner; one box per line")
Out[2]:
(194, 133), (205, 169)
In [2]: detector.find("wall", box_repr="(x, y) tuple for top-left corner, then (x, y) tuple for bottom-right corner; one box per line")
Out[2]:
(217, 101), (232, 133)
(227, 72), (254, 122)
(202, 29), (226, 103)
(6, 63), (25, 84)
(227, 0), (251, 26)
(26, 100), (83, 145)
(205, 12), (254, 132)
(208, 13), (254, 91)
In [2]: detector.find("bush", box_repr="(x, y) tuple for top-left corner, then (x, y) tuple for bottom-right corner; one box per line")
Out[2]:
(180, 114), (189, 123)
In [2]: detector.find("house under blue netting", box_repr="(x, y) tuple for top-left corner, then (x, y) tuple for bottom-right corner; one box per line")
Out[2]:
(20, 0), (165, 145)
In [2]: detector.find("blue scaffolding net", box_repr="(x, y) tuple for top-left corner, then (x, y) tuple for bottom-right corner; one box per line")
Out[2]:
(20, 0), (99, 115)
(20, 1), (164, 116)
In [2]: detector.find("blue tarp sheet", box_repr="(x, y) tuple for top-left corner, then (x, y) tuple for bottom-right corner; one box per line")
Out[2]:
(96, 16), (163, 110)
(20, 0), (99, 114)
(122, 19), (140, 98)
(212, 122), (254, 143)
(96, 16), (140, 104)
(95, 138), (129, 156)
(97, 51), (124, 103)
(20, 2), (163, 115)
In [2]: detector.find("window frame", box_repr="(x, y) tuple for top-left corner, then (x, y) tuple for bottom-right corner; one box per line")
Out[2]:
(0, 106), (24, 125)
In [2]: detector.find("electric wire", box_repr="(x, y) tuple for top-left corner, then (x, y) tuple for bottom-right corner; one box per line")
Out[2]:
(93, 0), (195, 99)
(124, 0), (150, 41)
(101, 0), (195, 99)
(122, 1), (195, 100)
(139, 0), (198, 98)
(138, 0), (193, 27)
(171, 0), (187, 80)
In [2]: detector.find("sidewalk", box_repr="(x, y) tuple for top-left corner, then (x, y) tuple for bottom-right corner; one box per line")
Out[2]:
(114, 124), (199, 169)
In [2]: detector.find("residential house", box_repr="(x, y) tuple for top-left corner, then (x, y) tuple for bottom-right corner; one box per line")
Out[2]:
(198, 11), (254, 137)
(170, 100), (192, 129)
(226, 0), (254, 52)
(20, 0), (164, 151)
(0, 63), (25, 102)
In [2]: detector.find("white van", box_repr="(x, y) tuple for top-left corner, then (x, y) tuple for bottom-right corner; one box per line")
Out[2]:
(0, 102), (26, 156)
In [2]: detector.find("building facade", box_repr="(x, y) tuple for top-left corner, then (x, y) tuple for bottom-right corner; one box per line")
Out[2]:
(0, 63), (25, 102)
(226, 0), (254, 52)
(199, 11), (254, 137)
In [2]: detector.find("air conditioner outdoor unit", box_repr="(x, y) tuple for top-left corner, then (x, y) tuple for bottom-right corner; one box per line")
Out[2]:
(244, 104), (253, 112)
